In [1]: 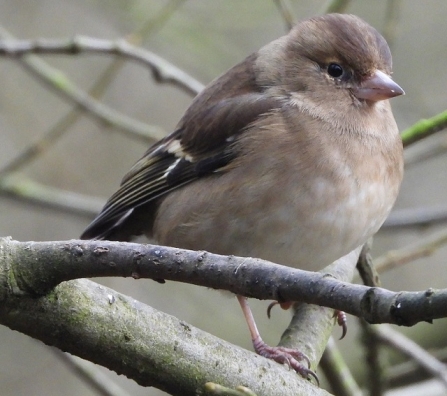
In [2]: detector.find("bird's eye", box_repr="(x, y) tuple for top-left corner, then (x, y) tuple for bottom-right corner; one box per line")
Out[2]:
(327, 63), (344, 78)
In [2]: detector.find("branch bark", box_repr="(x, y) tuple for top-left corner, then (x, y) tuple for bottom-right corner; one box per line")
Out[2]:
(0, 238), (362, 395)
(2, 238), (447, 326)
(1, 238), (447, 394)
(0, 277), (331, 396)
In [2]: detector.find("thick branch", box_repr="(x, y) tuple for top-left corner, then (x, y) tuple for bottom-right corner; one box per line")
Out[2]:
(0, 243), (358, 395)
(1, 238), (447, 326)
(0, 277), (330, 396)
(267, 247), (361, 379)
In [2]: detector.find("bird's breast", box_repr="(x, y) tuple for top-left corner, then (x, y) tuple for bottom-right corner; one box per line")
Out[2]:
(154, 120), (403, 272)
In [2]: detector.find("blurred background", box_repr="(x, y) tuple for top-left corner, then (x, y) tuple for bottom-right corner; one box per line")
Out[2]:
(1, 1), (447, 395)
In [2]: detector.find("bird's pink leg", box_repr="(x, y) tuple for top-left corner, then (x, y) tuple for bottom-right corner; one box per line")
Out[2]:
(236, 295), (318, 383)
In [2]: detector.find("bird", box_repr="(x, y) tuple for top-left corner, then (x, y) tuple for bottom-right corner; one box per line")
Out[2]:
(81, 13), (404, 381)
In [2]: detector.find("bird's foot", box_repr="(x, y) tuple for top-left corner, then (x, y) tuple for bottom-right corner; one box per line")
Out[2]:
(267, 301), (348, 340)
(334, 310), (348, 339)
(266, 301), (293, 318)
(252, 336), (319, 385)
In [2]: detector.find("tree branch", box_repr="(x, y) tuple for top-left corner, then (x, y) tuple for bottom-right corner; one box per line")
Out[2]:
(0, 35), (204, 96)
(320, 337), (362, 396)
(0, 30), (202, 143)
(0, 277), (331, 396)
(401, 110), (447, 147)
(376, 325), (447, 388)
(51, 349), (132, 396)
(375, 227), (447, 274)
(2, 238), (447, 326)
(0, 175), (102, 218)
(0, 238), (362, 395)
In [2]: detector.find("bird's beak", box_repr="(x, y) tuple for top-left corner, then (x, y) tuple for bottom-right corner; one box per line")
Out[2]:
(353, 70), (404, 102)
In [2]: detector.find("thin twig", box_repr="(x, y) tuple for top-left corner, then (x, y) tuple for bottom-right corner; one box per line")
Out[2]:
(382, 0), (402, 48)
(319, 0), (351, 14)
(383, 206), (447, 229)
(273, 0), (296, 31)
(404, 131), (447, 167)
(387, 345), (447, 387)
(320, 337), (363, 396)
(376, 325), (447, 389)
(401, 110), (447, 148)
(0, 28), (203, 143)
(0, 35), (204, 96)
(136, 0), (186, 38)
(0, 100), (122, 176)
(0, 175), (102, 218)
(374, 227), (447, 274)
(17, 54), (165, 143)
(52, 348), (131, 396)
(0, 1), (186, 176)
(204, 382), (258, 396)
(361, 322), (386, 396)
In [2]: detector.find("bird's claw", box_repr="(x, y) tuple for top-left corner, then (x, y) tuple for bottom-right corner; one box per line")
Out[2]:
(333, 310), (348, 339)
(266, 301), (278, 319)
(266, 301), (293, 319)
(252, 336), (319, 385)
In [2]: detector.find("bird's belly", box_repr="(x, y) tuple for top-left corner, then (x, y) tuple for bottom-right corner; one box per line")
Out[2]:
(155, 171), (394, 271)
(223, 182), (390, 270)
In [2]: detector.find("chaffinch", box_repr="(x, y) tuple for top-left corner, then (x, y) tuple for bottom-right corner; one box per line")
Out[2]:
(81, 13), (404, 380)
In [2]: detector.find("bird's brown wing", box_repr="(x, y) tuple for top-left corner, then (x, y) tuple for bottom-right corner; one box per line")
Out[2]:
(80, 93), (280, 240)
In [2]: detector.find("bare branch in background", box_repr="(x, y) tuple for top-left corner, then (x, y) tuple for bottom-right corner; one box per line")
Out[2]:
(0, 35), (204, 96)
(273, 0), (296, 31)
(404, 131), (447, 167)
(401, 110), (447, 148)
(0, 0), (186, 177)
(0, 175), (102, 218)
(52, 349), (132, 396)
(361, 320), (386, 396)
(387, 345), (447, 387)
(376, 325), (447, 389)
(204, 383), (258, 396)
(384, 205), (447, 229)
(374, 227), (447, 274)
(0, 29), (202, 144)
(319, 0), (351, 14)
(382, 0), (402, 48)
(320, 337), (363, 396)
